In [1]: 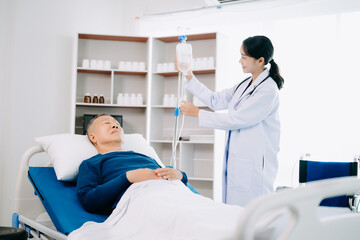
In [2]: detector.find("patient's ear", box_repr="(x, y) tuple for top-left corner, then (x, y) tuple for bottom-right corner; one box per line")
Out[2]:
(88, 133), (96, 144)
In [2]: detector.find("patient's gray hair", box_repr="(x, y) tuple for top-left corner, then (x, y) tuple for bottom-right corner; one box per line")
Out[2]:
(86, 114), (115, 141)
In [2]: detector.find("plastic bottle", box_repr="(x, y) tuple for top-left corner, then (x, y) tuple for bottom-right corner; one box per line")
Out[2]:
(169, 94), (176, 106)
(99, 94), (105, 104)
(176, 36), (192, 75)
(130, 93), (137, 105)
(92, 94), (98, 103)
(84, 93), (91, 103)
(137, 93), (143, 106)
(117, 93), (123, 105)
(163, 94), (170, 106)
(123, 93), (130, 105)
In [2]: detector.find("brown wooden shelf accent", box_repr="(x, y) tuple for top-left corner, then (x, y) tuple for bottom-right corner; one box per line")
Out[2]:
(114, 71), (147, 76)
(77, 68), (148, 76)
(155, 69), (215, 76)
(156, 33), (216, 43)
(78, 34), (148, 42)
(77, 69), (112, 74)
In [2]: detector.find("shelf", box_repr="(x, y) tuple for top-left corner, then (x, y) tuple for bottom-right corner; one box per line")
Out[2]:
(76, 103), (146, 108)
(77, 68), (148, 76)
(181, 140), (214, 144)
(114, 70), (147, 76)
(151, 105), (176, 108)
(155, 69), (215, 76)
(156, 33), (216, 43)
(77, 68), (112, 74)
(151, 105), (208, 109)
(78, 33), (148, 42)
(150, 140), (173, 143)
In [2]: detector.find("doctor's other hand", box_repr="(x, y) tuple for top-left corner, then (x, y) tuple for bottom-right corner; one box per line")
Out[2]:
(174, 57), (193, 81)
(180, 100), (199, 117)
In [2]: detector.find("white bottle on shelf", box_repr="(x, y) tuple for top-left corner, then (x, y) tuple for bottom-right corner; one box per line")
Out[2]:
(130, 93), (137, 105)
(137, 93), (143, 105)
(117, 93), (123, 105)
(118, 61), (125, 70)
(82, 59), (89, 68)
(163, 94), (170, 106)
(123, 93), (130, 105)
(139, 62), (146, 71)
(208, 57), (215, 69)
(163, 63), (169, 72)
(157, 63), (163, 72)
(97, 60), (104, 69)
(90, 59), (97, 69)
(132, 62), (139, 71)
(125, 62), (132, 71)
(104, 60), (111, 70)
(169, 94), (176, 106)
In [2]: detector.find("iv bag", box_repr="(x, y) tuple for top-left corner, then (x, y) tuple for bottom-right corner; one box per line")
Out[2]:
(176, 41), (192, 74)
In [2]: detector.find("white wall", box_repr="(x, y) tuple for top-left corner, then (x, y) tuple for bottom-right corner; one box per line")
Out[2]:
(0, 0), (139, 226)
(134, 0), (360, 187)
(2, 0), (360, 226)
(0, 0), (12, 225)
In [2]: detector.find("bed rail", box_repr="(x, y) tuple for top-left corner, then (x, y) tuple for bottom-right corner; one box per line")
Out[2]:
(235, 176), (360, 240)
(14, 145), (45, 217)
(13, 145), (69, 239)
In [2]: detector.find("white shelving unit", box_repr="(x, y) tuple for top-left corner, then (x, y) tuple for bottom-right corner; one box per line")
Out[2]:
(70, 34), (150, 136)
(71, 32), (226, 201)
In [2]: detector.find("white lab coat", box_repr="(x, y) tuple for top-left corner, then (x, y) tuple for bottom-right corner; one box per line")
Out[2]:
(186, 69), (280, 207)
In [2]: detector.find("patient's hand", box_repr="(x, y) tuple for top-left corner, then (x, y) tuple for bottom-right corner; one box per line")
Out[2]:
(126, 168), (161, 183)
(154, 168), (183, 181)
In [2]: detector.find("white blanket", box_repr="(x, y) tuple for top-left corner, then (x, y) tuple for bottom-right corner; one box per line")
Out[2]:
(68, 179), (245, 240)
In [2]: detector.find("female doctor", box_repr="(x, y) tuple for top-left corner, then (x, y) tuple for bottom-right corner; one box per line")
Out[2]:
(179, 35), (284, 207)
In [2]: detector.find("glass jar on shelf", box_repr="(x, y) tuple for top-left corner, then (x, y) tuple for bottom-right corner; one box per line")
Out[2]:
(92, 94), (98, 103)
(99, 94), (105, 104)
(84, 93), (91, 103)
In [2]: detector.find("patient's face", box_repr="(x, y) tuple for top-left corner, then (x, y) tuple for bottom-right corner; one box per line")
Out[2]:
(90, 116), (124, 146)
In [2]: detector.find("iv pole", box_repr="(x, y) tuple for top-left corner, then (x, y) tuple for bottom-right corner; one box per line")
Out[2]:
(170, 35), (187, 169)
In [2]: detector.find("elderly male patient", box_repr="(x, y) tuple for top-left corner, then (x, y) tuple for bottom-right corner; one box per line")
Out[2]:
(77, 114), (188, 214)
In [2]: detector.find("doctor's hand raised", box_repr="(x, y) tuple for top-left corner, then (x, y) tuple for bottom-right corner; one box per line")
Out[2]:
(180, 100), (199, 117)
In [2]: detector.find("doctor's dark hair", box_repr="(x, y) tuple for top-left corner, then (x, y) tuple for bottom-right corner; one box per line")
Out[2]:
(242, 36), (284, 90)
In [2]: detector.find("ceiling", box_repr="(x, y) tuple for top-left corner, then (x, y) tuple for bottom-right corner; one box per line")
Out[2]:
(140, 0), (267, 16)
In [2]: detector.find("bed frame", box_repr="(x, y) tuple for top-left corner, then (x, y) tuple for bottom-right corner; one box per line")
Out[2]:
(13, 145), (360, 240)
(13, 145), (67, 240)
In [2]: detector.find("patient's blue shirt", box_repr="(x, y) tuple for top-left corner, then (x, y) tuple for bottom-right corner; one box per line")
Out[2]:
(77, 151), (188, 214)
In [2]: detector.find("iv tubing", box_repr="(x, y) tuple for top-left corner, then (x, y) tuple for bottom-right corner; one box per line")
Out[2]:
(170, 72), (186, 168)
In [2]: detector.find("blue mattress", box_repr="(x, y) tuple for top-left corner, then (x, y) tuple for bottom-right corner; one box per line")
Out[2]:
(28, 167), (199, 235)
(28, 167), (108, 235)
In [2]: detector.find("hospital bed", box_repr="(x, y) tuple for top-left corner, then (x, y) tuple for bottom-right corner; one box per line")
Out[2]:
(13, 144), (360, 239)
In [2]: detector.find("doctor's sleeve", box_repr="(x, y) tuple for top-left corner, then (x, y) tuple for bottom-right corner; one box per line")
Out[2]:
(187, 75), (235, 111)
(198, 85), (279, 130)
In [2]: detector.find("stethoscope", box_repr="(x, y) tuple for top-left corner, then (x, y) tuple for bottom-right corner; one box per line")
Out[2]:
(233, 74), (271, 109)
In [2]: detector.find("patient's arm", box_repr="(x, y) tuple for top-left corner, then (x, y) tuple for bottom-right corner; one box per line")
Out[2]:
(77, 161), (133, 214)
(126, 168), (161, 183)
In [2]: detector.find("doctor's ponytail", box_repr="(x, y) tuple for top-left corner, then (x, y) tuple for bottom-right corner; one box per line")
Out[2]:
(242, 36), (284, 90)
(268, 59), (284, 90)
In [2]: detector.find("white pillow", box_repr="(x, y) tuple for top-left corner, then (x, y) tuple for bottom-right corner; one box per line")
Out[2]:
(122, 134), (165, 168)
(35, 133), (164, 181)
